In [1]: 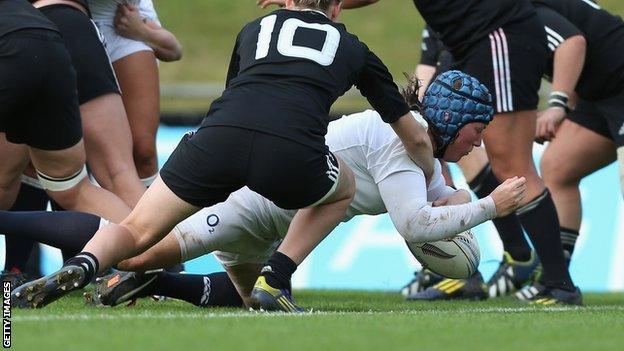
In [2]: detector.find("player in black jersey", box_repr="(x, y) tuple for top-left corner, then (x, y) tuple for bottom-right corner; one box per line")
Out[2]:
(513, 0), (624, 304)
(402, 25), (541, 301)
(0, 0), (132, 223)
(330, 0), (580, 305)
(12, 0), (435, 311)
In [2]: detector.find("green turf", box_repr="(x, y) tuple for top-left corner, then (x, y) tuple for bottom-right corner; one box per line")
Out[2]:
(10, 291), (624, 351)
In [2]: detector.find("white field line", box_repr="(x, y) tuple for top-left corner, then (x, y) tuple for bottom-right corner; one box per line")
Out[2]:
(12, 306), (624, 322)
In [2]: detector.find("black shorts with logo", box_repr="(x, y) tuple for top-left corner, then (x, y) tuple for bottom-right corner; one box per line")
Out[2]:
(40, 4), (119, 104)
(0, 29), (82, 150)
(160, 126), (340, 210)
(568, 94), (624, 147)
(454, 14), (547, 114)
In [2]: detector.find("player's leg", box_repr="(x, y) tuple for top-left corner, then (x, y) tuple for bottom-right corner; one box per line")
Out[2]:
(0, 134), (29, 209)
(461, 18), (578, 303)
(250, 155), (355, 312)
(112, 51), (161, 182)
(39, 5), (146, 207)
(541, 119), (615, 262)
(80, 93), (145, 207)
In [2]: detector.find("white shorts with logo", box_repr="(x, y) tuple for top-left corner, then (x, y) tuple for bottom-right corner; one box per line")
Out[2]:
(172, 187), (295, 267)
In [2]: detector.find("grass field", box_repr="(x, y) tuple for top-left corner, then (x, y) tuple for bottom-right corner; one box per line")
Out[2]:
(10, 291), (624, 351)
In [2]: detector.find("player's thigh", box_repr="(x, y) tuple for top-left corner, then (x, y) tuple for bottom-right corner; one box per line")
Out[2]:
(483, 110), (539, 178)
(80, 93), (135, 172)
(541, 120), (616, 185)
(224, 263), (262, 304)
(0, 134), (29, 208)
(28, 140), (87, 178)
(120, 176), (201, 249)
(113, 51), (160, 140)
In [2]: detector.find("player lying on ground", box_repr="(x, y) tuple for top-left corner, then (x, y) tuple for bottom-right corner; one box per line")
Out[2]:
(10, 0), (442, 311)
(9, 71), (527, 310)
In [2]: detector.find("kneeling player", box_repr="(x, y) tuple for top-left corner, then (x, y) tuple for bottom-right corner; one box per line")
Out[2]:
(9, 71), (526, 310)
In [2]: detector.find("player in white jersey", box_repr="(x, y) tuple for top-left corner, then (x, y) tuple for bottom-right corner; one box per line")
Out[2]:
(89, 0), (182, 185)
(85, 72), (525, 310)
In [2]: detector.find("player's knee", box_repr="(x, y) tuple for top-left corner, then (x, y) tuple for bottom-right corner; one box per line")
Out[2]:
(38, 166), (88, 210)
(540, 152), (577, 188)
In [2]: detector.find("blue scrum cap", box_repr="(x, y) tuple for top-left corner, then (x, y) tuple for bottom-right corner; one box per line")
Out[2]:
(422, 70), (494, 157)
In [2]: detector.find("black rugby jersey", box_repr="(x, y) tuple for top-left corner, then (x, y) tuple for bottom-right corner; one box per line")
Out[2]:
(412, 0), (535, 56)
(0, 0), (58, 38)
(534, 0), (624, 100)
(419, 25), (452, 73)
(202, 9), (409, 150)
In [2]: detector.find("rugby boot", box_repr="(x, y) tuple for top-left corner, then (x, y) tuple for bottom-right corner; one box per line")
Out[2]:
(530, 286), (583, 306)
(249, 276), (304, 313)
(407, 271), (487, 301)
(400, 268), (444, 297)
(11, 265), (85, 308)
(486, 251), (541, 298)
(88, 270), (160, 307)
(1, 270), (32, 291)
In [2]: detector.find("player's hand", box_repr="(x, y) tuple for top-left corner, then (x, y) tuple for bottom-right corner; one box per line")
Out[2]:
(114, 4), (148, 41)
(490, 176), (526, 217)
(432, 189), (471, 207)
(257, 0), (286, 8)
(535, 107), (566, 144)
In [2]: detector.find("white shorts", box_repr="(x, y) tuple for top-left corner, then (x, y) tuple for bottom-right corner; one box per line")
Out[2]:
(95, 23), (153, 62)
(173, 187), (294, 267)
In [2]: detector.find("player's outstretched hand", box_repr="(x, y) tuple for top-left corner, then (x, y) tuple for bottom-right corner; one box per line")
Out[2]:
(257, 0), (286, 8)
(535, 107), (566, 144)
(490, 176), (526, 217)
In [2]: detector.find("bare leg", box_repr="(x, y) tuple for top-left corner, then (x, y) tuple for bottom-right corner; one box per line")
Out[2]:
(225, 264), (262, 307)
(28, 141), (131, 223)
(113, 51), (160, 179)
(81, 93), (145, 207)
(0, 134), (29, 209)
(117, 233), (183, 272)
(541, 119), (616, 230)
(82, 176), (200, 271)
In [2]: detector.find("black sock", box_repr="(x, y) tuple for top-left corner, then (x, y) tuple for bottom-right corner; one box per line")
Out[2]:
(261, 251), (297, 291)
(560, 227), (579, 267)
(468, 164), (532, 261)
(517, 189), (574, 290)
(147, 271), (243, 308)
(64, 252), (99, 287)
(4, 182), (49, 273)
(0, 210), (101, 256)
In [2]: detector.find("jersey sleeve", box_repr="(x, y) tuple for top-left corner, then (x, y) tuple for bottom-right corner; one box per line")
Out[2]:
(535, 6), (584, 53)
(139, 0), (161, 26)
(419, 25), (441, 66)
(225, 30), (243, 88)
(355, 46), (410, 124)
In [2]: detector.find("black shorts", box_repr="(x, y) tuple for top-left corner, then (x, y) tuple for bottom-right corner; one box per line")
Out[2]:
(160, 126), (340, 210)
(454, 15), (547, 114)
(0, 29), (82, 150)
(568, 95), (624, 147)
(40, 5), (119, 104)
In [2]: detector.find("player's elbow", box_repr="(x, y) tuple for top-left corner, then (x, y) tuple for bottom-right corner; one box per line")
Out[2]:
(394, 205), (434, 243)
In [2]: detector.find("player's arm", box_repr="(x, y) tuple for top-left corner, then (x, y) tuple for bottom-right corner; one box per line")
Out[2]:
(535, 6), (586, 142)
(114, 4), (182, 62)
(379, 170), (526, 243)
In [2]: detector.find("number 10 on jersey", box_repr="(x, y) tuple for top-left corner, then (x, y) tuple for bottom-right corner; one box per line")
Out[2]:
(255, 14), (340, 66)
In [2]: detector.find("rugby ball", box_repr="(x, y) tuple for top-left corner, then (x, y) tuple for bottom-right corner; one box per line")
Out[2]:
(405, 230), (480, 279)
